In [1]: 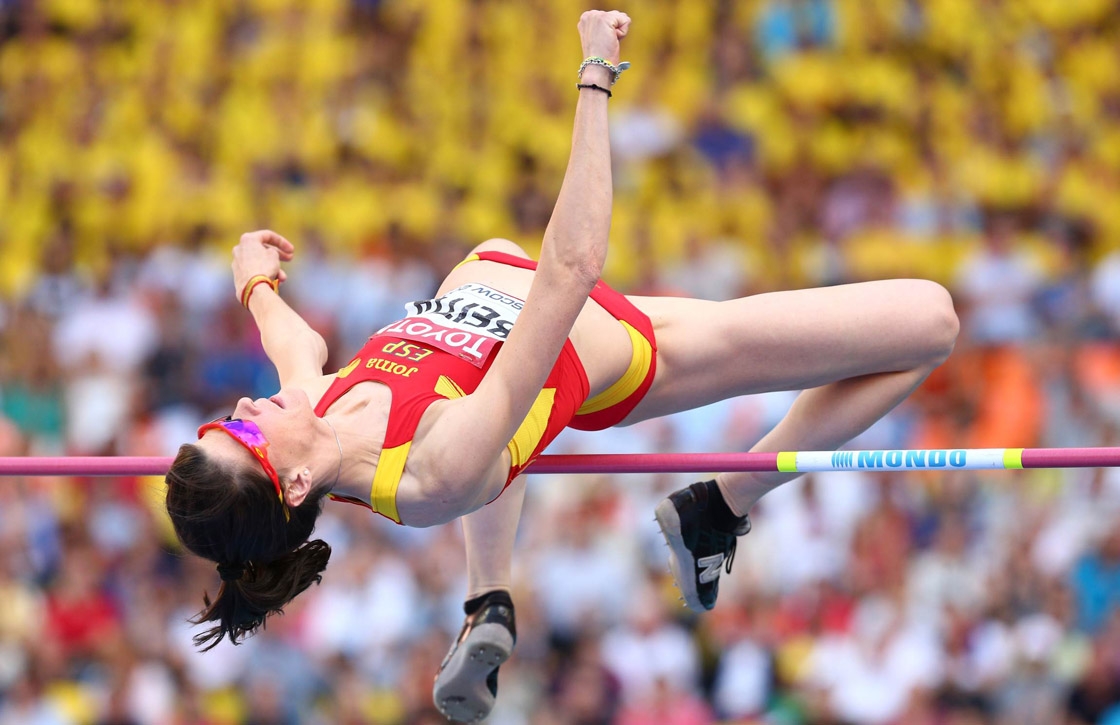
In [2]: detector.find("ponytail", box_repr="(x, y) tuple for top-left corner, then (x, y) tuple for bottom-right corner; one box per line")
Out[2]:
(191, 539), (332, 650)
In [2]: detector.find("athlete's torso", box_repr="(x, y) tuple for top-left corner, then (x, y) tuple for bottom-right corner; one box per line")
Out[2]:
(291, 255), (635, 520)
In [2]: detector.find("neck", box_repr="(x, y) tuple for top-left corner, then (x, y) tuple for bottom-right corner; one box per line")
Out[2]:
(318, 414), (384, 497)
(314, 385), (392, 498)
(321, 416), (345, 487)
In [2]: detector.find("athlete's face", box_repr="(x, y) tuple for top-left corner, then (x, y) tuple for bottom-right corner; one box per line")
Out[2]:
(196, 389), (318, 481)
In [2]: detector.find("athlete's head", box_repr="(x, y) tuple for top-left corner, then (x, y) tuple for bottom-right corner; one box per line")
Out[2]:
(165, 390), (331, 650)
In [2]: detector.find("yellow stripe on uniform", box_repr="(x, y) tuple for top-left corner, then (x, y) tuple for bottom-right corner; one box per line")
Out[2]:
(507, 389), (557, 469)
(363, 374), (470, 524)
(776, 452), (798, 473)
(1002, 448), (1024, 469)
(450, 253), (482, 273)
(336, 358), (360, 378)
(371, 442), (411, 524)
(577, 322), (652, 416)
(435, 375), (467, 400)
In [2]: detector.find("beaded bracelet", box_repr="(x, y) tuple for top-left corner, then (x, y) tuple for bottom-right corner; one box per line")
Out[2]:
(576, 83), (612, 98)
(240, 274), (279, 308)
(578, 56), (631, 86)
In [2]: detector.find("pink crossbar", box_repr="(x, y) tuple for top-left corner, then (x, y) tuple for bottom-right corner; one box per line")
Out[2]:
(0, 448), (1119, 476)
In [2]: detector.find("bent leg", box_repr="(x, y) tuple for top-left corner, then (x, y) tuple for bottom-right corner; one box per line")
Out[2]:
(628, 279), (959, 513)
(644, 280), (958, 611)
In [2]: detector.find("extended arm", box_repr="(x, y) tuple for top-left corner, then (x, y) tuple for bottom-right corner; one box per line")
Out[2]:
(232, 230), (328, 386)
(419, 11), (630, 505)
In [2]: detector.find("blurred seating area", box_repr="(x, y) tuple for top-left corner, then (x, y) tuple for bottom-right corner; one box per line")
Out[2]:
(3, 0), (1120, 723)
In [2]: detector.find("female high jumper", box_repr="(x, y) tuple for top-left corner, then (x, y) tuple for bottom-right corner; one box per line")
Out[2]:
(164, 9), (958, 722)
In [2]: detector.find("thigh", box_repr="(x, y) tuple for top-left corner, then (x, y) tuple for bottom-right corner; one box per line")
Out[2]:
(622, 279), (957, 422)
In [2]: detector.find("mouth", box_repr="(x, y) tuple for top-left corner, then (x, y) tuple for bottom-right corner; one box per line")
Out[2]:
(269, 395), (285, 409)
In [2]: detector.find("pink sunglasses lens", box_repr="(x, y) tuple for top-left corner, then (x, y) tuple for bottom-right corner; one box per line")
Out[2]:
(216, 418), (269, 449)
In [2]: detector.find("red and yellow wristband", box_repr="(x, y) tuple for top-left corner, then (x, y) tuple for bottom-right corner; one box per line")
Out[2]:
(240, 274), (280, 309)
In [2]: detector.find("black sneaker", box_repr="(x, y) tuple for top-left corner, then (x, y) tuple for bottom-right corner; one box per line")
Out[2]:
(433, 594), (516, 723)
(654, 481), (751, 612)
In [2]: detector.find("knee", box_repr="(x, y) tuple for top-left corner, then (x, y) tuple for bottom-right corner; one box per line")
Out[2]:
(907, 280), (959, 366)
(469, 238), (530, 259)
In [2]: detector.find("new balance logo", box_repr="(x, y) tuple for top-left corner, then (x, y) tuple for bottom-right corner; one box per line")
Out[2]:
(698, 554), (724, 584)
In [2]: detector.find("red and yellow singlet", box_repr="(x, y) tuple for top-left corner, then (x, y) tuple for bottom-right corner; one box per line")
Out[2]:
(317, 251), (657, 523)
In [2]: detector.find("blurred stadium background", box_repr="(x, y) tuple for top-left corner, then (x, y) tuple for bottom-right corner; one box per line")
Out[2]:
(2, 0), (1120, 722)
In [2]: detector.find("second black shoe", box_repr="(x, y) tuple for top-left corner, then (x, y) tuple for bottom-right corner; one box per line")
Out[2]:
(655, 481), (751, 612)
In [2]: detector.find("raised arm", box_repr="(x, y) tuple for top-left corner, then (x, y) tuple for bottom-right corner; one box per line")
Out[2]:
(232, 230), (328, 386)
(421, 11), (630, 497)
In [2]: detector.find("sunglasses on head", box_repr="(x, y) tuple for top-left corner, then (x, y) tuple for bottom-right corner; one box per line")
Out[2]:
(197, 416), (289, 522)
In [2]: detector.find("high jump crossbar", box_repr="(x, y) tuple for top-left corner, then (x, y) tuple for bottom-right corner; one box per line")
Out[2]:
(0, 447), (1119, 477)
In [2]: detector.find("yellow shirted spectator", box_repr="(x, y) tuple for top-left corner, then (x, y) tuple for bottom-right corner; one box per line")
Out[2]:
(1053, 155), (1112, 224)
(97, 88), (148, 147)
(834, 0), (905, 52)
(13, 121), (73, 194)
(297, 32), (356, 92)
(714, 181), (773, 247)
(602, 202), (640, 288)
(842, 54), (917, 118)
(165, 7), (223, 88)
(123, 132), (181, 247)
(771, 51), (843, 111)
(33, 37), (84, 86)
(459, 193), (516, 247)
(955, 143), (1046, 208)
(725, 85), (798, 173)
(44, 0), (101, 32)
(315, 173), (391, 251)
(213, 87), (284, 169)
(189, 170), (255, 241)
(464, 142), (516, 203)
(1001, 53), (1053, 138)
(922, 0), (986, 57)
(1027, 0), (1113, 30)
(348, 99), (417, 171)
(1059, 37), (1119, 100)
(925, 79), (973, 161)
(810, 121), (860, 175)
(45, 681), (99, 725)
(0, 197), (51, 299)
(1090, 127), (1120, 176)
(843, 226), (930, 282)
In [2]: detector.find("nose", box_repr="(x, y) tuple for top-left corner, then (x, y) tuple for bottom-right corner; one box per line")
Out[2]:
(233, 397), (258, 417)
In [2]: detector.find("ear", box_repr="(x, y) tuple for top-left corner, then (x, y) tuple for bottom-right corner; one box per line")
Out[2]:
(286, 468), (314, 508)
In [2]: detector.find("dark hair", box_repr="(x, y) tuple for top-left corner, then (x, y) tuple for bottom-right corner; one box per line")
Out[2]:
(165, 443), (331, 651)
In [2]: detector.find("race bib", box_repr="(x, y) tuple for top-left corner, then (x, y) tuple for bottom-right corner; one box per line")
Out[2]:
(375, 283), (524, 367)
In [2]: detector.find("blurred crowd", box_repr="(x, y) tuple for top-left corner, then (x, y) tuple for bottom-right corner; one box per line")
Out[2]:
(3, 0), (1120, 723)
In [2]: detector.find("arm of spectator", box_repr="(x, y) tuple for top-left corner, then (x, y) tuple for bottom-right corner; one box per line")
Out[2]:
(232, 230), (329, 386)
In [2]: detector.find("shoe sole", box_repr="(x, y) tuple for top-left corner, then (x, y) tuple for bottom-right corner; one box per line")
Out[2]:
(433, 622), (514, 723)
(654, 498), (709, 613)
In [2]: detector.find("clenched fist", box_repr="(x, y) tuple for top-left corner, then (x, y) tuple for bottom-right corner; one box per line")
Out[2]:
(231, 230), (294, 301)
(578, 10), (631, 67)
